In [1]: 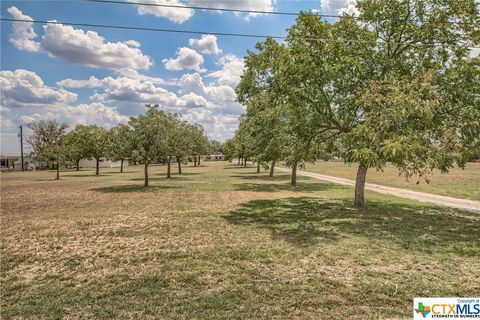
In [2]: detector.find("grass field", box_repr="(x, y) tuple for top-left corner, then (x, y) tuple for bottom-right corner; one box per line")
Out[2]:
(1, 161), (479, 319)
(304, 161), (480, 201)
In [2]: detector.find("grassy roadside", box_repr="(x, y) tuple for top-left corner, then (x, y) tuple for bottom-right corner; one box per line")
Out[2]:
(303, 161), (480, 201)
(1, 162), (479, 319)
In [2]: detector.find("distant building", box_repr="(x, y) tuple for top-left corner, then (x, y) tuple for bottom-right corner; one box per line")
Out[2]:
(78, 158), (127, 168)
(207, 154), (224, 161)
(1, 155), (18, 170)
(1, 155), (42, 171)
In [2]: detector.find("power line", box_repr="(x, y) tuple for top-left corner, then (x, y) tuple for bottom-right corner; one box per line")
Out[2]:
(1, 18), (478, 49)
(0, 17), (284, 39)
(84, 0), (339, 19)
(84, 0), (477, 26)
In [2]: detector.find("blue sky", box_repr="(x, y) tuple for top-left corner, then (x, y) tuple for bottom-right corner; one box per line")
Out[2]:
(1, 0), (354, 155)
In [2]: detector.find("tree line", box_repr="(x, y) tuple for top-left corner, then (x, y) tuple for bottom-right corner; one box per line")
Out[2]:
(225, 0), (480, 207)
(27, 104), (211, 186)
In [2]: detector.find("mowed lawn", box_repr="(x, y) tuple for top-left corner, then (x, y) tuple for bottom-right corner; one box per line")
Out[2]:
(1, 161), (479, 319)
(304, 161), (480, 201)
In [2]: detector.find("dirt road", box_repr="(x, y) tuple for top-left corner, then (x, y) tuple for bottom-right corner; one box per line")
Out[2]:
(276, 167), (480, 213)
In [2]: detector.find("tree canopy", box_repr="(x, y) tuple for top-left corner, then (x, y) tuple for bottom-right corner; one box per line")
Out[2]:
(233, 0), (480, 206)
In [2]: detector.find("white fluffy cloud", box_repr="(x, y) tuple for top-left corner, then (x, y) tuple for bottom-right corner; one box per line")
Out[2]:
(6, 7), (41, 52)
(135, 0), (274, 22)
(124, 40), (141, 47)
(100, 77), (178, 105)
(189, 35), (221, 55)
(58, 76), (178, 105)
(207, 54), (245, 86)
(137, 0), (194, 23)
(60, 102), (129, 127)
(56, 76), (103, 89)
(1, 69), (77, 108)
(320, 0), (358, 15)
(177, 92), (208, 109)
(179, 72), (244, 114)
(190, 0), (274, 19)
(41, 22), (152, 73)
(7, 7), (152, 74)
(163, 47), (205, 71)
(16, 103), (128, 128)
(1, 69), (128, 135)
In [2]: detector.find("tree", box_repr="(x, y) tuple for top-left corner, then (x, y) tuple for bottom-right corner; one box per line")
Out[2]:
(223, 139), (237, 163)
(210, 140), (224, 154)
(189, 124), (210, 167)
(27, 120), (68, 180)
(130, 105), (168, 187)
(161, 113), (180, 179)
(82, 125), (109, 176)
(279, 1), (479, 206)
(64, 125), (92, 171)
(237, 38), (330, 185)
(107, 124), (133, 173)
(173, 121), (193, 174)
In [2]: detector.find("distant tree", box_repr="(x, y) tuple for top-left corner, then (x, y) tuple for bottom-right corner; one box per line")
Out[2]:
(189, 124), (210, 166)
(237, 38), (332, 185)
(223, 139), (237, 163)
(64, 125), (92, 171)
(130, 105), (167, 187)
(161, 113), (180, 179)
(27, 120), (68, 180)
(82, 125), (109, 176)
(210, 140), (224, 154)
(235, 117), (257, 169)
(173, 121), (192, 174)
(107, 124), (133, 173)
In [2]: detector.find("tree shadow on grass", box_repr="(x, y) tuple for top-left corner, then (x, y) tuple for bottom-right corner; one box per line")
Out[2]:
(223, 165), (253, 170)
(231, 174), (292, 181)
(176, 172), (201, 176)
(61, 173), (112, 178)
(233, 179), (343, 193)
(224, 197), (480, 252)
(129, 175), (192, 182)
(91, 184), (179, 193)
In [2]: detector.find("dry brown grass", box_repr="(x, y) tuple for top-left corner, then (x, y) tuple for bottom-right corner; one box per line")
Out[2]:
(1, 162), (479, 319)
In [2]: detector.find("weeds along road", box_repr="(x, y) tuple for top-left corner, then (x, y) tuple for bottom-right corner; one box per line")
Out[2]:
(276, 167), (480, 213)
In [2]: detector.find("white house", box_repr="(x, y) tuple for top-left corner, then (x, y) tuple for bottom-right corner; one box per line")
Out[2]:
(78, 158), (127, 168)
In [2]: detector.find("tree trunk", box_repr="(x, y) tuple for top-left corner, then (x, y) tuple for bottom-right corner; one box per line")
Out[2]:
(177, 158), (182, 174)
(244, 158), (247, 168)
(354, 164), (368, 207)
(237, 157), (241, 165)
(55, 161), (60, 180)
(167, 156), (172, 179)
(197, 155), (201, 166)
(269, 160), (276, 177)
(76, 159), (80, 171)
(144, 162), (149, 187)
(194, 155), (197, 167)
(257, 162), (260, 173)
(120, 159), (124, 173)
(95, 157), (100, 176)
(291, 161), (297, 187)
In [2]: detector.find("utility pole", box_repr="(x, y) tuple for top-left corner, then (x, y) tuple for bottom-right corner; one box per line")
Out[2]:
(19, 125), (24, 171)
